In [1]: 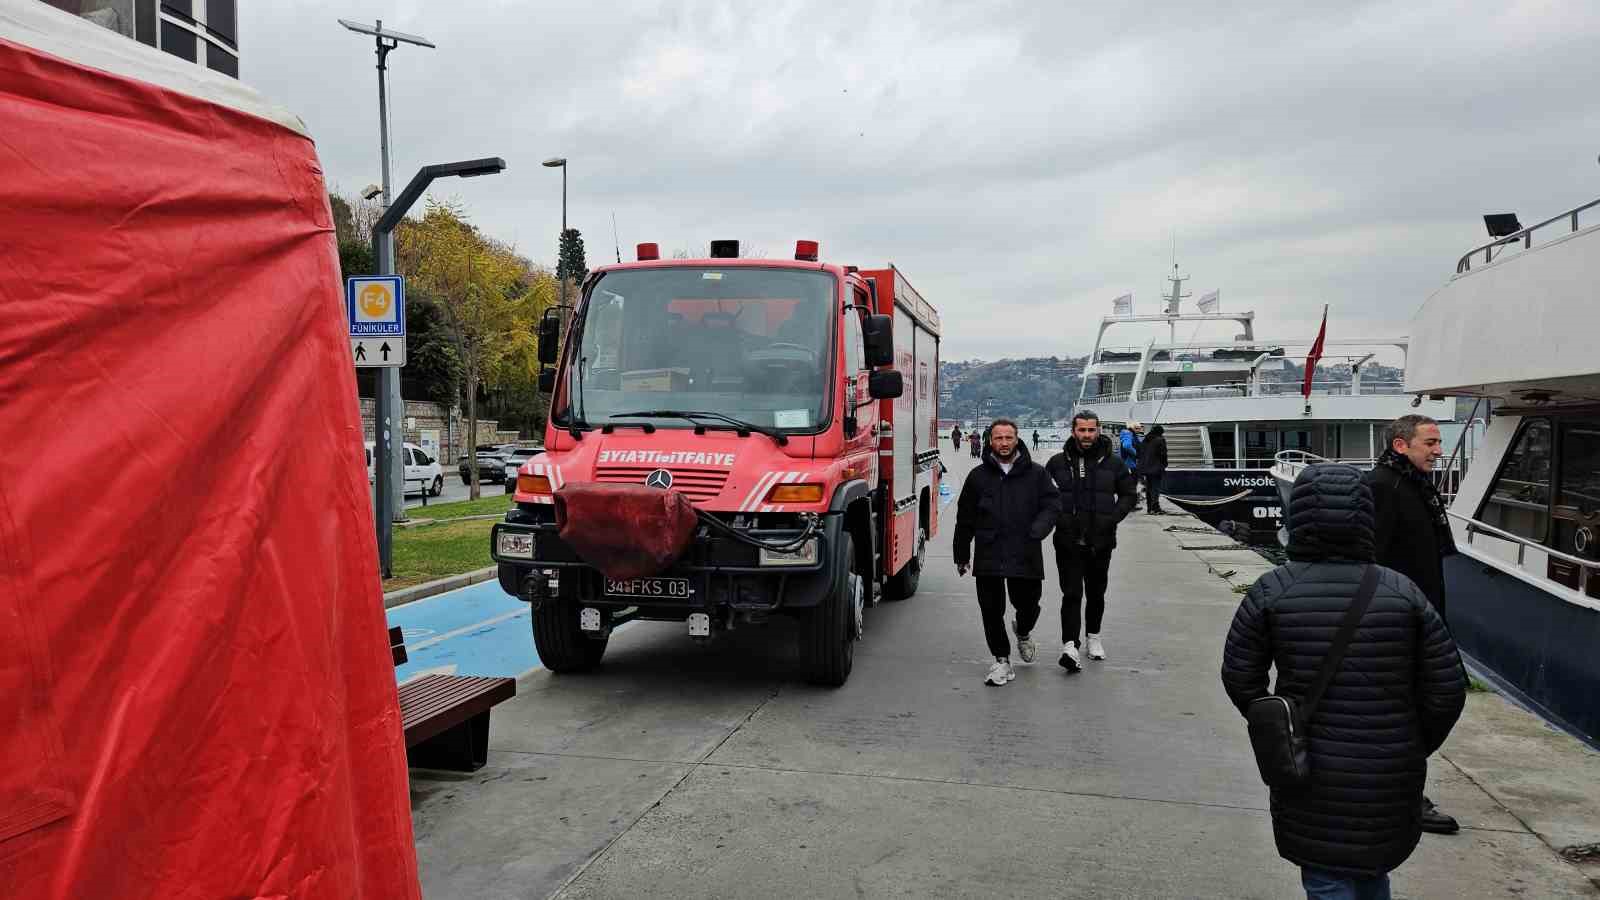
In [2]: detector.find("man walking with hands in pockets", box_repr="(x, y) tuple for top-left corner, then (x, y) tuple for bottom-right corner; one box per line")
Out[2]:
(1046, 410), (1137, 671)
(954, 418), (1060, 686)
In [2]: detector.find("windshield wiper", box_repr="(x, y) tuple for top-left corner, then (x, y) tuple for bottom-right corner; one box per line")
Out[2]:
(610, 410), (789, 446)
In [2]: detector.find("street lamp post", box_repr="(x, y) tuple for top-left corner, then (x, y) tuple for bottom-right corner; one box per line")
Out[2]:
(543, 157), (567, 308)
(340, 17), (436, 550)
(368, 158), (507, 575)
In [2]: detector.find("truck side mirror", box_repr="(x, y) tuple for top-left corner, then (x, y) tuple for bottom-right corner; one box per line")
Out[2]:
(538, 369), (556, 393)
(862, 314), (894, 368)
(537, 316), (561, 365)
(868, 369), (903, 400)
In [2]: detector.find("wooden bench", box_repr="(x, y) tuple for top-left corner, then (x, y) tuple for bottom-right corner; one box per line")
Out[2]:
(390, 625), (516, 772)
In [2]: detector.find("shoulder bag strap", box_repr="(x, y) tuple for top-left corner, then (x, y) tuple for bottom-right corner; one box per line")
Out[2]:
(1298, 564), (1380, 726)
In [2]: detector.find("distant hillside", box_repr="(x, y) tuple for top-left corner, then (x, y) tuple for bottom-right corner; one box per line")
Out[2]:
(939, 357), (1087, 424)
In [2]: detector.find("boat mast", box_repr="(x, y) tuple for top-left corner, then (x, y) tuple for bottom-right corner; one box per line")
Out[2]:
(1164, 262), (1190, 343)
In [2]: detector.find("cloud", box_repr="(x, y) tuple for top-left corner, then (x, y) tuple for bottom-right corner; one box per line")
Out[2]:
(243, 0), (1600, 361)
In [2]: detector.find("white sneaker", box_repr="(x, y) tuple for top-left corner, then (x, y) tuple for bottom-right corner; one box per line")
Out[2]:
(1058, 642), (1081, 673)
(984, 659), (1015, 686)
(1087, 635), (1106, 660)
(1014, 622), (1037, 663)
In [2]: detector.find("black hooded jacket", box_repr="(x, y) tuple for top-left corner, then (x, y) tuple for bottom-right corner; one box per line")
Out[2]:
(953, 441), (1059, 578)
(1220, 465), (1465, 877)
(1137, 424), (1168, 475)
(1363, 463), (1450, 617)
(1045, 434), (1138, 550)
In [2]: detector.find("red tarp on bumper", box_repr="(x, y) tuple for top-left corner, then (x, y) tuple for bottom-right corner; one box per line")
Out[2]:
(0, 22), (419, 900)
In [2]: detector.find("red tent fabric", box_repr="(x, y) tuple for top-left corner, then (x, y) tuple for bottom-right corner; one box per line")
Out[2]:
(0, 6), (419, 898)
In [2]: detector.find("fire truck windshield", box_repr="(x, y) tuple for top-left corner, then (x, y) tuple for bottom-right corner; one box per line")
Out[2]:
(560, 267), (836, 433)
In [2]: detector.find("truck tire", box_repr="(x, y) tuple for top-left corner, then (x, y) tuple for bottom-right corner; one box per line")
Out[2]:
(803, 533), (860, 686)
(531, 598), (607, 673)
(884, 527), (926, 601)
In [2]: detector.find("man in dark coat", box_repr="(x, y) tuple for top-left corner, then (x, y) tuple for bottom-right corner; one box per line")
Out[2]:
(1137, 424), (1169, 514)
(1363, 413), (1461, 835)
(951, 425), (962, 451)
(1045, 410), (1137, 671)
(1222, 465), (1465, 898)
(953, 418), (1060, 686)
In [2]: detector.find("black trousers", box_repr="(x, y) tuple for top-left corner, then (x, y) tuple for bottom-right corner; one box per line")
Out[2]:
(974, 576), (1042, 659)
(1144, 473), (1164, 512)
(1055, 541), (1113, 643)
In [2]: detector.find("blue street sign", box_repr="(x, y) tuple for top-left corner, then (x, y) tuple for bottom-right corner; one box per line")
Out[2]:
(346, 275), (406, 337)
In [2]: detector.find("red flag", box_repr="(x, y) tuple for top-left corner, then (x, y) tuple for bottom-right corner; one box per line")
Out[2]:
(1303, 305), (1328, 399)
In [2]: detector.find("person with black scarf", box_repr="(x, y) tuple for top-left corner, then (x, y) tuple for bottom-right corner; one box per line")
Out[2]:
(1363, 413), (1462, 837)
(1045, 410), (1137, 671)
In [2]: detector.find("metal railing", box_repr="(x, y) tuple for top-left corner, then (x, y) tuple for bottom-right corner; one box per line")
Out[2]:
(1272, 451), (1379, 480)
(1434, 398), (1490, 507)
(1449, 511), (1599, 596)
(1086, 381), (1406, 405)
(1271, 449), (1472, 503)
(1457, 197), (1600, 273)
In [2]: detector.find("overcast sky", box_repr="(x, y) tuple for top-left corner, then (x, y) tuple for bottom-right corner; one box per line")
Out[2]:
(242, 0), (1600, 363)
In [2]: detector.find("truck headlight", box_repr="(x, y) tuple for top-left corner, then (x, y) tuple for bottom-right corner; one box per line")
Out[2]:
(497, 530), (536, 560)
(759, 539), (818, 567)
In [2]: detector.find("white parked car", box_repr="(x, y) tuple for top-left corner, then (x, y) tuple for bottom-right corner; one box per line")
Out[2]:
(366, 441), (445, 497)
(501, 445), (545, 493)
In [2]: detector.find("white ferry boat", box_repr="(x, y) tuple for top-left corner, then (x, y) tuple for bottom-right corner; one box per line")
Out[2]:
(1402, 194), (1600, 745)
(1077, 267), (1452, 541)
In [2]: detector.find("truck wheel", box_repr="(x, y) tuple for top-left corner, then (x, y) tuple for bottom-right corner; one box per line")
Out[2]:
(803, 533), (859, 686)
(531, 598), (607, 673)
(884, 527), (926, 601)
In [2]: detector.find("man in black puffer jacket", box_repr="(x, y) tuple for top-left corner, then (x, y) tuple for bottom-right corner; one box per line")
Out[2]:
(1137, 424), (1169, 514)
(954, 419), (1060, 686)
(1221, 465), (1465, 899)
(1045, 410), (1136, 672)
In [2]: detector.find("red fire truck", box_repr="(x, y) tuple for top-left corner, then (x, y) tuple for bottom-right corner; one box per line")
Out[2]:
(490, 239), (941, 685)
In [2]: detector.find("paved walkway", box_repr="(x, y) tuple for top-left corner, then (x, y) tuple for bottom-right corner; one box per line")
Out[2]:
(409, 453), (1600, 898)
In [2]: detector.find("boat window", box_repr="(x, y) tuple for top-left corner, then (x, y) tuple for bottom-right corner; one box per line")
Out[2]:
(1479, 418), (1553, 543)
(1551, 419), (1600, 567)
(1555, 419), (1600, 514)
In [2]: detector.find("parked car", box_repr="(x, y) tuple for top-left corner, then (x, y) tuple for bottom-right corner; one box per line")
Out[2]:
(366, 441), (445, 497)
(458, 444), (512, 484)
(501, 445), (545, 493)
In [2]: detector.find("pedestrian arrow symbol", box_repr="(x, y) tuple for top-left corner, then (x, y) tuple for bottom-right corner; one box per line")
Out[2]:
(350, 337), (405, 368)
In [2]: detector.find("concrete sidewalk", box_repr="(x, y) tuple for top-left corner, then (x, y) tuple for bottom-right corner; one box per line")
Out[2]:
(411, 453), (1600, 898)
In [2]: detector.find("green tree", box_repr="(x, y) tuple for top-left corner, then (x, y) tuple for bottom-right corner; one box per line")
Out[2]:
(397, 200), (543, 498)
(557, 228), (587, 286)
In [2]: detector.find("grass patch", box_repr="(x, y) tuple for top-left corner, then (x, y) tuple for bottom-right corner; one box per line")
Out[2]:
(384, 518), (497, 591)
(407, 493), (513, 521)
(1467, 676), (1493, 694)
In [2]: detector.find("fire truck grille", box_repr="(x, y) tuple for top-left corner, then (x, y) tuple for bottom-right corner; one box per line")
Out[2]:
(593, 466), (730, 502)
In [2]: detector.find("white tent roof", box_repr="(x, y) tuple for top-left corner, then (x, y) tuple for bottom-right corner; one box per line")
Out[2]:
(0, 0), (310, 138)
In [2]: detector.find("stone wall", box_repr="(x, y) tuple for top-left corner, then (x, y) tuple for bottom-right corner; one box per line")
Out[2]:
(360, 398), (497, 464)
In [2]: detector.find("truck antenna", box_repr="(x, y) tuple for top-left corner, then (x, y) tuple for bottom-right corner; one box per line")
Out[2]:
(612, 211), (622, 263)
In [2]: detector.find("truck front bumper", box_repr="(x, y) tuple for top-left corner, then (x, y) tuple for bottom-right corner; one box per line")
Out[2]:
(490, 512), (843, 613)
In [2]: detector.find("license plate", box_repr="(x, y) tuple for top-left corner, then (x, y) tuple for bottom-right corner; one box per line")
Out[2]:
(604, 576), (692, 599)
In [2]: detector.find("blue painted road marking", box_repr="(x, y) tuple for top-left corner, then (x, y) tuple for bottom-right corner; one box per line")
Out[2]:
(387, 581), (539, 681)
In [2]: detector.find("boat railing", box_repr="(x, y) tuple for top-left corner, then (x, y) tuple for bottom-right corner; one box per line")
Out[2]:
(1089, 381), (1408, 405)
(1272, 450), (1471, 502)
(1272, 450), (1380, 479)
(1456, 196), (1600, 273)
(1436, 398), (1490, 507)
(1448, 511), (1599, 596)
